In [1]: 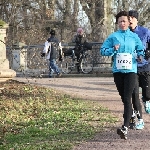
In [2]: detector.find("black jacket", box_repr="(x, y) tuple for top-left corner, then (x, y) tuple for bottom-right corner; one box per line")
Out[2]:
(72, 34), (87, 50)
(47, 35), (59, 60)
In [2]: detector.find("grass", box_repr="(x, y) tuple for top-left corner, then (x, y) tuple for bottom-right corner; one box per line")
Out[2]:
(0, 79), (117, 150)
(0, 20), (7, 27)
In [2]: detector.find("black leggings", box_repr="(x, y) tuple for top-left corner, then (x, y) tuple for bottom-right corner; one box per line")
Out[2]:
(132, 74), (142, 119)
(139, 72), (150, 101)
(113, 72), (136, 128)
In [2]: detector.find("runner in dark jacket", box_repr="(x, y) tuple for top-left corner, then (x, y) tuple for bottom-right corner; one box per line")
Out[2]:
(129, 10), (150, 130)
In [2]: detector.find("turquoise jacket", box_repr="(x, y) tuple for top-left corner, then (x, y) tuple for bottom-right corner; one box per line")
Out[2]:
(100, 28), (144, 73)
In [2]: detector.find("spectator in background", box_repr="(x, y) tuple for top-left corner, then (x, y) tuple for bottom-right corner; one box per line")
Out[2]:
(41, 29), (62, 78)
(72, 27), (92, 72)
(72, 28), (89, 60)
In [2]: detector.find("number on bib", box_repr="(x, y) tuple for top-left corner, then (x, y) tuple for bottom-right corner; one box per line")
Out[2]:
(116, 53), (132, 69)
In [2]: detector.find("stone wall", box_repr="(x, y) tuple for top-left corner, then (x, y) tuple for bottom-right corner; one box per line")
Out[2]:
(0, 26), (16, 82)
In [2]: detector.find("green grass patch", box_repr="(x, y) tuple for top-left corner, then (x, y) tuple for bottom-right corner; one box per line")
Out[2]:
(0, 80), (117, 150)
(0, 20), (6, 27)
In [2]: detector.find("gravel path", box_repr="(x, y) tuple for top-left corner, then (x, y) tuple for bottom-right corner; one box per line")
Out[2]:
(14, 77), (150, 150)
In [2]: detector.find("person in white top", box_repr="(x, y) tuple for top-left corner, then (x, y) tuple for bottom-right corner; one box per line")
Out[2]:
(41, 29), (62, 78)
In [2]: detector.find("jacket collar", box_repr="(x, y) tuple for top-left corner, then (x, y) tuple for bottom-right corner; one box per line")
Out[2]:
(118, 28), (130, 33)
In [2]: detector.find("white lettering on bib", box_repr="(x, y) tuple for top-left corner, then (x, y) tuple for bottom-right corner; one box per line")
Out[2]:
(116, 53), (132, 69)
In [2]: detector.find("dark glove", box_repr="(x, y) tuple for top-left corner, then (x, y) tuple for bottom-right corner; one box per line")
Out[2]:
(41, 53), (45, 57)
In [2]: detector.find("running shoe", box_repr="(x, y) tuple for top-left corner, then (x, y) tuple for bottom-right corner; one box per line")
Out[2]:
(143, 101), (150, 114)
(135, 119), (144, 130)
(117, 126), (128, 140)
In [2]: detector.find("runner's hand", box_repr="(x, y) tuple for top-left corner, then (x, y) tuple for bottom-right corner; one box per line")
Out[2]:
(114, 44), (120, 50)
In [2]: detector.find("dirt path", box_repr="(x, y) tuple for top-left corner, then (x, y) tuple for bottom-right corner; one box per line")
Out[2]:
(14, 77), (150, 150)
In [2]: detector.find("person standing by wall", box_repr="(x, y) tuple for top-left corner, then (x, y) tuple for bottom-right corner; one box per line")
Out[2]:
(41, 29), (62, 78)
(128, 10), (150, 130)
(100, 11), (144, 139)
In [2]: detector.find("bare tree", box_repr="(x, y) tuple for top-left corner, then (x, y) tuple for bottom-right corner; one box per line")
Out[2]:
(113, 0), (150, 26)
(0, 0), (149, 45)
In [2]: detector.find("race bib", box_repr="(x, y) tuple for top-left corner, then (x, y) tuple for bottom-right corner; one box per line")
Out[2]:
(116, 53), (132, 69)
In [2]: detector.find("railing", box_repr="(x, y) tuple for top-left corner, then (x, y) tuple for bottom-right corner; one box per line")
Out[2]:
(6, 42), (112, 75)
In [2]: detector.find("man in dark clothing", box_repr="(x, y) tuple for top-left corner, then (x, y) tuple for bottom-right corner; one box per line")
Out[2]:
(71, 28), (92, 72)
(42, 29), (62, 78)
(72, 28), (88, 61)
